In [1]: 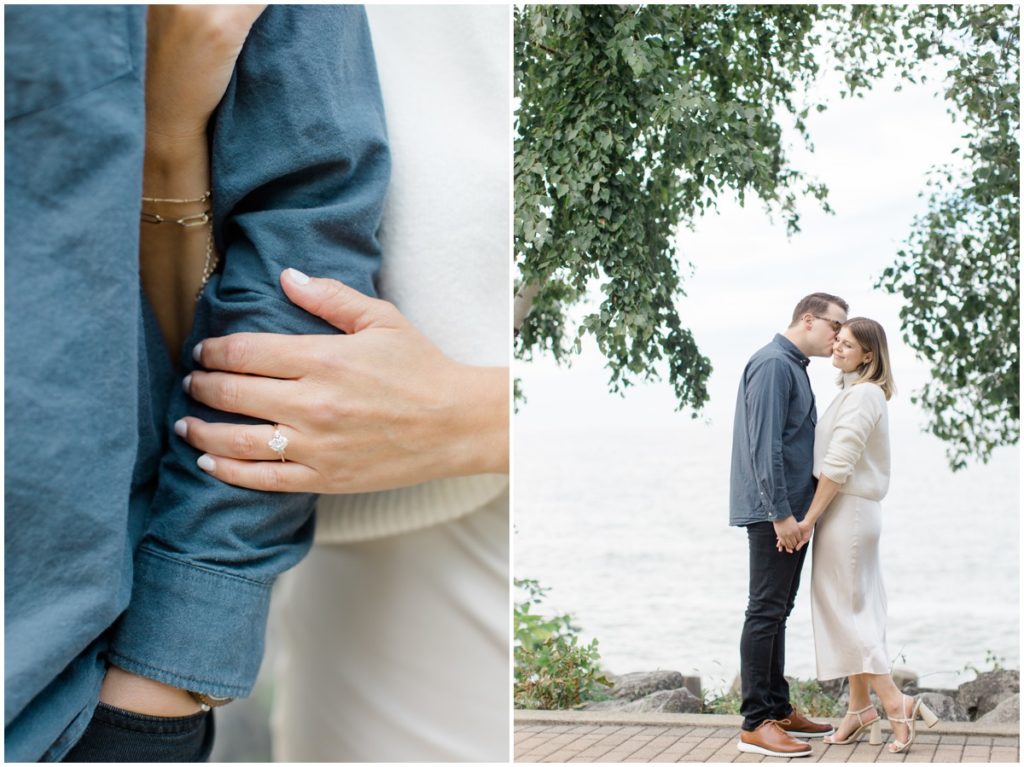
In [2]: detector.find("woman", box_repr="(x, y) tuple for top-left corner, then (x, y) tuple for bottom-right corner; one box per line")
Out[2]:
(791, 318), (937, 753)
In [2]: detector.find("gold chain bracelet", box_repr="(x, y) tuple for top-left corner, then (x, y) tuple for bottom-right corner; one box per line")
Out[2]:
(140, 190), (219, 302)
(141, 190), (211, 204)
(140, 210), (210, 227)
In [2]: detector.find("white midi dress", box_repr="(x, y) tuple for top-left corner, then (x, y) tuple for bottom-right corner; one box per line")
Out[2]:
(810, 373), (892, 681)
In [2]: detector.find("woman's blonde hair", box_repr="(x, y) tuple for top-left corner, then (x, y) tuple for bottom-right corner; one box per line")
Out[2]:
(838, 317), (896, 400)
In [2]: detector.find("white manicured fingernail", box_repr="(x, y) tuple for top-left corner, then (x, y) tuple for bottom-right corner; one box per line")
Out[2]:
(197, 455), (216, 472)
(285, 267), (310, 285)
(192, 342), (203, 363)
(182, 374), (192, 393)
(174, 419), (188, 438)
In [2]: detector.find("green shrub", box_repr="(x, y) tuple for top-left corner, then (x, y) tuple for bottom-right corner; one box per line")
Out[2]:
(514, 578), (613, 709)
(787, 678), (844, 717)
(703, 678), (843, 717)
(702, 686), (742, 715)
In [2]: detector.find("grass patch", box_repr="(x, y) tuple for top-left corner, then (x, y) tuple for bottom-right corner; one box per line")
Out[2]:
(704, 677), (843, 717)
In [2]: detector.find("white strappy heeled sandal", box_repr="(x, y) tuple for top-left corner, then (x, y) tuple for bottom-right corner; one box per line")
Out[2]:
(886, 694), (939, 753)
(822, 703), (881, 746)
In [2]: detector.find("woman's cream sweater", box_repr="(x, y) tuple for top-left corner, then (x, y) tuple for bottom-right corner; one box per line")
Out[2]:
(812, 371), (891, 501)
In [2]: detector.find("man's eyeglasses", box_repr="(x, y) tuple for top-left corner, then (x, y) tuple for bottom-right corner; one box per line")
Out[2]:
(813, 315), (843, 333)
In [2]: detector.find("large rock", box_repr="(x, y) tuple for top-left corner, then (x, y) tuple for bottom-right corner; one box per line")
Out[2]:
(978, 693), (1019, 725)
(581, 688), (702, 714)
(681, 675), (702, 699)
(918, 692), (969, 722)
(611, 671), (686, 701)
(579, 698), (629, 711)
(918, 687), (959, 698)
(624, 688), (702, 714)
(957, 670), (1019, 719)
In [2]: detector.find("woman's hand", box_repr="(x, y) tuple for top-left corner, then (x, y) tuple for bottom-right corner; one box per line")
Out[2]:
(796, 519), (814, 549)
(145, 5), (266, 146)
(178, 269), (509, 494)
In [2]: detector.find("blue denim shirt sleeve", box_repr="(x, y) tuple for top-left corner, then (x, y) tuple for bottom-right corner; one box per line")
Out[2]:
(744, 356), (794, 521)
(107, 6), (390, 698)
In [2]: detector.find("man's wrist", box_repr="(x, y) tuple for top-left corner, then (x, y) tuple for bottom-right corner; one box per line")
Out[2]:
(99, 665), (203, 717)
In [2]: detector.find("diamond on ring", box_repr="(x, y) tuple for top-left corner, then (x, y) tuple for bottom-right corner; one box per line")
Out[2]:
(268, 428), (288, 462)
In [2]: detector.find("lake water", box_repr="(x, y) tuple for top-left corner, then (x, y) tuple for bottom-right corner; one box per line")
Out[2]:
(514, 419), (1019, 693)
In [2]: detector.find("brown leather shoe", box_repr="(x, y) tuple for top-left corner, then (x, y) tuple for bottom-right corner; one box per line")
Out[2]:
(778, 708), (835, 738)
(737, 720), (813, 758)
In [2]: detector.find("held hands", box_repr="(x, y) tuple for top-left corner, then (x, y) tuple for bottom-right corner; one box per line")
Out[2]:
(178, 269), (509, 494)
(774, 515), (814, 554)
(773, 515), (801, 554)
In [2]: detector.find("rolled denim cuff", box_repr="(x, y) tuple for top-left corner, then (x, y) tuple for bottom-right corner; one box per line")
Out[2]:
(106, 546), (270, 698)
(764, 498), (794, 521)
(755, 477), (793, 521)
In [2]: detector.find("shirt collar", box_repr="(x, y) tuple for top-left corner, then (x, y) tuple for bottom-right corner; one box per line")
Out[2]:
(773, 333), (810, 368)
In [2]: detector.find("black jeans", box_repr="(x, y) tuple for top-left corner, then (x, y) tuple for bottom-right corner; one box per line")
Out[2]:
(739, 520), (808, 731)
(62, 703), (214, 762)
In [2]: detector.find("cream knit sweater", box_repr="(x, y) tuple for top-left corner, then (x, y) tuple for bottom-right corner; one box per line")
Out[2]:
(314, 6), (509, 544)
(812, 372), (891, 501)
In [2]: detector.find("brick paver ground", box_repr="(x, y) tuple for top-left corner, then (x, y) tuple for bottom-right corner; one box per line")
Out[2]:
(515, 713), (1019, 763)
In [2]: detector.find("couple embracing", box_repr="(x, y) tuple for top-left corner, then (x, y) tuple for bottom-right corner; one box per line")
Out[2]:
(730, 293), (938, 758)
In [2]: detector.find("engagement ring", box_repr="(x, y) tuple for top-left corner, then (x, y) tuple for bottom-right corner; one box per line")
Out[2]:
(268, 427), (288, 462)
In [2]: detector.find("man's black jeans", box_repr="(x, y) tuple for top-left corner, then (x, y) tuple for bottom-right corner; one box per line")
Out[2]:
(739, 520), (808, 731)
(62, 703), (214, 762)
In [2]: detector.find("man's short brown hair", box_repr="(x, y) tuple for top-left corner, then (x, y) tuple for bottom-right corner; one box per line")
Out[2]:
(789, 293), (849, 326)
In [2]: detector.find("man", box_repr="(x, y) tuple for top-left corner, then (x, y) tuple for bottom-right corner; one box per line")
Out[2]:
(729, 293), (849, 758)
(4, 7), (389, 761)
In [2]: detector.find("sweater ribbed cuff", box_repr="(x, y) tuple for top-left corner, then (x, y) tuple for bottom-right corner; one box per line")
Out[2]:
(316, 474), (508, 544)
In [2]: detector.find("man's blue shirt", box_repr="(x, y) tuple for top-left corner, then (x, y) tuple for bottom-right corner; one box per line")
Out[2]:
(4, 6), (390, 761)
(729, 334), (817, 526)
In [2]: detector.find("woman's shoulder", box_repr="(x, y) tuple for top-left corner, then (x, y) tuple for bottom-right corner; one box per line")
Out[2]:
(845, 381), (888, 410)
